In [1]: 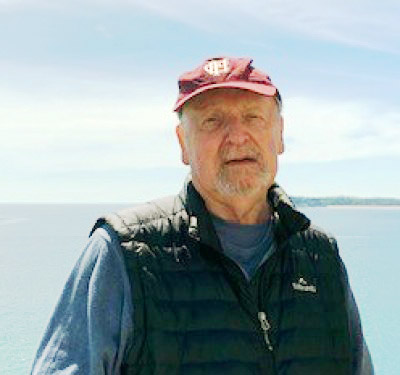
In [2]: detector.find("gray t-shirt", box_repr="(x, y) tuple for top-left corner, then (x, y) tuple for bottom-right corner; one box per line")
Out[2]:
(211, 214), (275, 279)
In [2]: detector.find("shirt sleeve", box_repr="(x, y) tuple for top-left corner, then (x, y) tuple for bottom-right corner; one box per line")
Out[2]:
(347, 288), (374, 375)
(334, 238), (374, 375)
(30, 225), (134, 375)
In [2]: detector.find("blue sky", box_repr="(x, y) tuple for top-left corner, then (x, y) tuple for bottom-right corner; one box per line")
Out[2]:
(1, 0), (399, 202)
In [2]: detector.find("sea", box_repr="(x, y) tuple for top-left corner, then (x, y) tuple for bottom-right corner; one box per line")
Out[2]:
(0, 204), (399, 375)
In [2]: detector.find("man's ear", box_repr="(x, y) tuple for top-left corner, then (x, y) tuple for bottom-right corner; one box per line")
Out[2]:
(277, 115), (284, 155)
(176, 124), (189, 165)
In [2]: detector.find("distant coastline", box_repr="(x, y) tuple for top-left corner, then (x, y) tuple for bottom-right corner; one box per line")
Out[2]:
(292, 197), (400, 207)
(1, 198), (400, 207)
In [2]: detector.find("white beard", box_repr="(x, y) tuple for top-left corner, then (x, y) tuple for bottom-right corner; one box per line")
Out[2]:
(215, 162), (272, 196)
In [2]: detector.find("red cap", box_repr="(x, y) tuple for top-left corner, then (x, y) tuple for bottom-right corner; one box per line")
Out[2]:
(173, 57), (279, 112)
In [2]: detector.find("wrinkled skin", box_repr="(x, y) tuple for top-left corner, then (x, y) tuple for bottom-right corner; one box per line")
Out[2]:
(176, 88), (284, 224)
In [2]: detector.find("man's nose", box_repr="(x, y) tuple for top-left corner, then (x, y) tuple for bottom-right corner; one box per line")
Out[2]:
(224, 115), (249, 145)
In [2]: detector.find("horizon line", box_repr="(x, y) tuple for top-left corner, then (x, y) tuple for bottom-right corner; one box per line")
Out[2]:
(1, 196), (400, 204)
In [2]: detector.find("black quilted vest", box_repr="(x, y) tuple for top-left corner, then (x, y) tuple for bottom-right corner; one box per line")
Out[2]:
(92, 181), (352, 375)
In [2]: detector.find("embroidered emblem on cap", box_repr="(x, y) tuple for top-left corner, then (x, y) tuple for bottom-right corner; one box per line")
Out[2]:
(203, 58), (230, 76)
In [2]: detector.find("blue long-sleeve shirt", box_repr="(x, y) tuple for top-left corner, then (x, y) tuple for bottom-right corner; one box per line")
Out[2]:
(30, 224), (373, 374)
(31, 226), (133, 374)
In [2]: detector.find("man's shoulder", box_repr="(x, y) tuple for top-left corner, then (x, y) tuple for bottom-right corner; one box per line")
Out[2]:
(114, 194), (185, 224)
(286, 220), (340, 257)
(302, 223), (337, 244)
(90, 194), (188, 243)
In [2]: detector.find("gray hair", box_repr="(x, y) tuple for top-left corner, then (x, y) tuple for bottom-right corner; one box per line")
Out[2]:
(177, 92), (282, 122)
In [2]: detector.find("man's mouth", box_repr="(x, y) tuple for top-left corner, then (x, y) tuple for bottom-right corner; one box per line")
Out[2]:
(225, 157), (257, 165)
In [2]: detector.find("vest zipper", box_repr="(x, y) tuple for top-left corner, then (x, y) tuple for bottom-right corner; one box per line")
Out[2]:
(206, 246), (277, 371)
(258, 311), (273, 351)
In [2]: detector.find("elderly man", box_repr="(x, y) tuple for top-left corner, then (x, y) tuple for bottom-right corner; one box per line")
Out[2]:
(31, 57), (373, 375)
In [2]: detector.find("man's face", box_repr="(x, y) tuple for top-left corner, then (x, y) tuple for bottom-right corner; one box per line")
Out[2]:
(176, 88), (284, 199)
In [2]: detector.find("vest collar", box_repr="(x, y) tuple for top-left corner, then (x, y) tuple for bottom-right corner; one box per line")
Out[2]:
(267, 183), (311, 238)
(179, 176), (310, 249)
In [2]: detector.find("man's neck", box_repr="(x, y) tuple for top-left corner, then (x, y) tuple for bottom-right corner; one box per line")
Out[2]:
(193, 180), (272, 225)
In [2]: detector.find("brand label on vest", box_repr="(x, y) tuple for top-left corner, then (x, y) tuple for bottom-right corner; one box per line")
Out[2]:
(204, 58), (230, 76)
(292, 277), (317, 293)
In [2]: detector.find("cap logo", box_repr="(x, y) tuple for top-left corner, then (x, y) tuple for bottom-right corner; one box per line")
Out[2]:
(203, 58), (230, 77)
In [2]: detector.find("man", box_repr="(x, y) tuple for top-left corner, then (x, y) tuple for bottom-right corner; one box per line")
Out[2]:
(31, 57), (373, 374)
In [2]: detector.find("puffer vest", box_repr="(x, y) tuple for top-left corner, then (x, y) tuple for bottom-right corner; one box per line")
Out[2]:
(91, 181), (352, 375)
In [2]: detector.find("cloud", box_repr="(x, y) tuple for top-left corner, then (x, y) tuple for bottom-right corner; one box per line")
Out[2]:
(0, 0), (62, 11)
(2, 84), (399, 201)
(1, 0), (399, 52)
(0, 88), (181, 173)
(235, 0), (400, 53)
(2, 83), (399, 179)
(281, 97), (400, 163)
(94, 0), (400, 53)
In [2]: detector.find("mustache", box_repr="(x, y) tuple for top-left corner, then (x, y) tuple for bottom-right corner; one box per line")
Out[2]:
(220, 145), (261, 162)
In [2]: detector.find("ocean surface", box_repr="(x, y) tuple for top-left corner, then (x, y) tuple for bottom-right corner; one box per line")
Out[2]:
(0, 204), (399, 375)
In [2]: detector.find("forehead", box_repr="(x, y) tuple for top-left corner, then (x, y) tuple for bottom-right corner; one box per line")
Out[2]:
(183, 88), (274, 112)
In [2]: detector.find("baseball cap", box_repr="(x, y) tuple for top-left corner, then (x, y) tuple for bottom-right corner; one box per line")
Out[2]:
(173, 57), (280, 112)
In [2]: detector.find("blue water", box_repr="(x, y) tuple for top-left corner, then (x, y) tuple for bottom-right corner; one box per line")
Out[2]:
(0, 204), (398, 374)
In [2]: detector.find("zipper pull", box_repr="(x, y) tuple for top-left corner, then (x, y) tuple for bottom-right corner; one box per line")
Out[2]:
(258, 311), (273, 351)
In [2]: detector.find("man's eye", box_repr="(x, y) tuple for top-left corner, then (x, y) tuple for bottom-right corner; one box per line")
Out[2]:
(245, 114), (266, 125)
(201, 117), (221, 129)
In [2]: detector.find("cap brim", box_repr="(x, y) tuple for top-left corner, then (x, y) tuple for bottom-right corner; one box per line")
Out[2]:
(173, 81), (277, 112)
